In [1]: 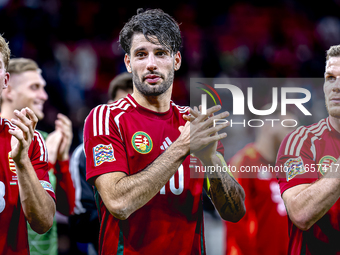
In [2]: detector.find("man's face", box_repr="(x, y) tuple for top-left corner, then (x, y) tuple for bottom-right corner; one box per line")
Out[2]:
(0, 53), (9, 98)
(124, 33), (181, 97)
(9, 70), (48, 120)
(324, 56), (340, 118)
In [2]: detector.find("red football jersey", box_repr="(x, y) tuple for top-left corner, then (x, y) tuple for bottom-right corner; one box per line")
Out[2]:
(225, 143), (289, 255)
(276, 117), (340, 255)
(0, 117), (55, 254)
(84, 95), (223, 255)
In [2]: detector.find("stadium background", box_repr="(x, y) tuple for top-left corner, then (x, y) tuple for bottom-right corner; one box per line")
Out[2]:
(0, 0), (338, 254)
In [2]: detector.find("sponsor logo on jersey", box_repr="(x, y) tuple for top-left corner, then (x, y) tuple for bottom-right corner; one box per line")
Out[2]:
(40, 180), (55, 193)
(284, 156), (305, 181)
(132, 131), (153, 154)
(93, 143), (116, 166)
(318, 155), (337, 175)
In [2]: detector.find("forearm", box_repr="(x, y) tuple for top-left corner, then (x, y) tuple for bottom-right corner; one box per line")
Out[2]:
(54, 160), (76, 215)
(16, 158), (56, 234)
(97, 141), (188, 219)
(204, 154), (245, 222)
(284, 172), (340, 230)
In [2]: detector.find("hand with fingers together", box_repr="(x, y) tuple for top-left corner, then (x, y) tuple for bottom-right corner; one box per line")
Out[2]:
(179, 105), (229, 162)
(9, 107), (39, 165)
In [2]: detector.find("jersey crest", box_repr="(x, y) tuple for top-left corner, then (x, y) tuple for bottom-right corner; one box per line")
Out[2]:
(131, 131), (153, 154)
(318, 155), (337, 175)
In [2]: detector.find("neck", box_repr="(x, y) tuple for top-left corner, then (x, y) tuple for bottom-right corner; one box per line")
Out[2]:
(329, 115), (340, 133)
(0, 104), (16, 120)
(254, 131), (277, 163)
(132, 86), (172, 112)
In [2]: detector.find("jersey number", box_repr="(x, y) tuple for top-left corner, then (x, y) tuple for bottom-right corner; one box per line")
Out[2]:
(160, 164), (184, 195)
(0, 181), (5, 213)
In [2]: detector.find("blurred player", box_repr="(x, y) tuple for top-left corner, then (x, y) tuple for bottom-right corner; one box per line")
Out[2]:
(276, 44), (340, 254)
(225, 108), (295, 255)
(69, 72), (132, 255)
(0, 57), (75, 255)
(0, 35), (56, 254)
(83, 8), (245, 254)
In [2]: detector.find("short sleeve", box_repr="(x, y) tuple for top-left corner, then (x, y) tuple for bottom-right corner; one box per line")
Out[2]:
(275, 128), (319, 195)
(30, 131), (56, 201)
(83, 105), (129, 184)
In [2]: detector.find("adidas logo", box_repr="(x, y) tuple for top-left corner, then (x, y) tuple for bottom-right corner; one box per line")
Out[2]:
(160, 137), (172, 150)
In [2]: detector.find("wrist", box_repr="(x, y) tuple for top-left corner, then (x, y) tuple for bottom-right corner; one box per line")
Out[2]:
(198, 154), (219, 166)
(13, 155), (31, 170)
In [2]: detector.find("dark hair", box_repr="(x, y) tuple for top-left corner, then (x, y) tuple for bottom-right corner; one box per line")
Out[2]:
(108, 72), (133, 101)
(119, 8), (182, 55)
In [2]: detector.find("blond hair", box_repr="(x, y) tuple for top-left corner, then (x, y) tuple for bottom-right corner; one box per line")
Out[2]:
(326, 45), (340, 61)
(0, 35), (10, 70)
(8, 58), (41, 75)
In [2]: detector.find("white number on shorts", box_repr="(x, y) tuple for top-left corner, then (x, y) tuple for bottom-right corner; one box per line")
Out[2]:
(0, 181), (5, 213)
(160, 164), (184, 195)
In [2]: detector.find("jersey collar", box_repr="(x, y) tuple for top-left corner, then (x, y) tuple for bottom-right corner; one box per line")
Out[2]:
(127, 94), (173, 120)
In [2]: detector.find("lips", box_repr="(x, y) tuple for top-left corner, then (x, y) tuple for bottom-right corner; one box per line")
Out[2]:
(144, 74), (161, 84)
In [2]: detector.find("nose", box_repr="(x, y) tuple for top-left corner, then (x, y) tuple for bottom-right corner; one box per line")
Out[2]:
(40, 88), (48, 101)
(146, 53), (157, 71)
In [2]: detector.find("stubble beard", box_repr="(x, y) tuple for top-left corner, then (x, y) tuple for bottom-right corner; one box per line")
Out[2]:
(132, 68), (174, 97)
(326, 99), (340, 118)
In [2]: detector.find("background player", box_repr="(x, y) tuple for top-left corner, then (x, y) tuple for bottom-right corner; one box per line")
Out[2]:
(0, 57), (75, 255)
(0, 34), (56, 254)
(84, 8), (245, 254)
(225, 107), (295, 255)
(69, 72), (132, 255)
(276, 44), (340, 254)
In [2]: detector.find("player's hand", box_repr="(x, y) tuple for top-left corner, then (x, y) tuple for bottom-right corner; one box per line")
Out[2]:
(178, 105), (229, 156)
(46, 130), (63, 165)
(55, 113), (73, 161)
(9, 108), (38, 166)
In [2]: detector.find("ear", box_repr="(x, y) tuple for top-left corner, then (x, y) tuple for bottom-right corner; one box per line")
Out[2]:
(174, 51), (182, 71)
(3, 72), (9, 89)
(124, 54), (132, 73)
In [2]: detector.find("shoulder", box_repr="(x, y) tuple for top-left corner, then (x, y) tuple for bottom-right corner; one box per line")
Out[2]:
(280, 118), (329, 157)
(84, 98), (135, 138)
(170, 101), (190, 115)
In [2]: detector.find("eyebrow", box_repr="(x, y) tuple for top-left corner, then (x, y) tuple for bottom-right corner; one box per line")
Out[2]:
(324, 71), (334, 76)
(133, 46), (169, 55)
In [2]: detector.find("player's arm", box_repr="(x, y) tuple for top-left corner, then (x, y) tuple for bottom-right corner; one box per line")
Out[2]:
(203, 154), (246, 222)
(92, 105), (228, 220)
(9, 108), (56, 234)
(186, 106), (245, 222)
(46, 114), (75, 215)
(282, 167), (340, 231)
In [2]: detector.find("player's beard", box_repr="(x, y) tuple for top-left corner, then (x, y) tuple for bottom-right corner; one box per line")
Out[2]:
(325, 97), (340, 118)
(132, 68), (174, 97)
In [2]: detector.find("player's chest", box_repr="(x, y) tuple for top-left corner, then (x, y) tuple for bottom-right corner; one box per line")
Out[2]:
(0, 134), (20, 211)
(315, 137), (340, 176)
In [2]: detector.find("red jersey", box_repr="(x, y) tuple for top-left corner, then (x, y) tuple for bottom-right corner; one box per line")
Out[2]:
(0, 117), (55, 254)
(84, 95), (220, 255)
(225, 143), (288, 255)
(276, 117), (340, 255)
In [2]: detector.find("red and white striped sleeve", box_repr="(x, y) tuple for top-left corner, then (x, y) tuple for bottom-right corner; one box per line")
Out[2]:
(29, 130), (56, 200)
(275, 119), (327, 195)
(83, 102), (129, 184)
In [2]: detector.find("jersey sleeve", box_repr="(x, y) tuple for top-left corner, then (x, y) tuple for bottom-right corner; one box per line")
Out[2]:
(275, 127), (319, 195)
(84, 105), (129, 184)
(30, 131), (56, 201)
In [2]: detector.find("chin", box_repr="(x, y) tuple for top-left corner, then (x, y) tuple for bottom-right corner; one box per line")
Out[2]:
(328, 107), (340, 119)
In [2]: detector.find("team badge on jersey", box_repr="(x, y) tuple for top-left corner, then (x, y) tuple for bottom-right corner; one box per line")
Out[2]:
(284, 156), (305, 181)
(319, 155), (337, 175)
(8, 152), (16, 175)
(132, 131), (153, 154)
(93, 143), (116, 166)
